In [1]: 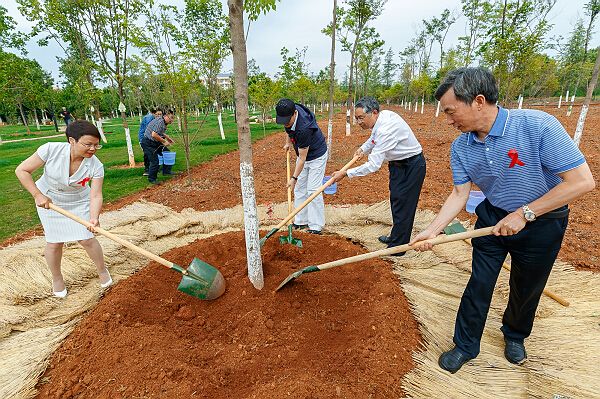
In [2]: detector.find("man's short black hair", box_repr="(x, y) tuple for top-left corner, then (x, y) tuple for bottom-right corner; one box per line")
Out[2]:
(435, 67), (499, 105)
(355, 96), (380, 113)
(66, 120), (101, 141)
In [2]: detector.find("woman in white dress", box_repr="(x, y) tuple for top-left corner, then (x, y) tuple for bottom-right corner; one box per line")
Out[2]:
(15, 120), (112, 297)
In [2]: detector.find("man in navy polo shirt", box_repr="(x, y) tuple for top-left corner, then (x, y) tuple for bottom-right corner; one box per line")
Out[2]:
(276, 98), (328, 234)
(411, 67), (595, 373)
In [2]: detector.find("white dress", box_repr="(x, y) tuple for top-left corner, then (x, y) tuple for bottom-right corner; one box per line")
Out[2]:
(35, 142), (104, 243)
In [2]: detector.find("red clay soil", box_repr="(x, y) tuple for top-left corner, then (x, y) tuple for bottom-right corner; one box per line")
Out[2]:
(105, 104), (600, 271)
(35, 231), (420, 399)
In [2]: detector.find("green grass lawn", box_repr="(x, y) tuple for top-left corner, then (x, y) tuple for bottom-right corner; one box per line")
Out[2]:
(0, 111), (281, 241)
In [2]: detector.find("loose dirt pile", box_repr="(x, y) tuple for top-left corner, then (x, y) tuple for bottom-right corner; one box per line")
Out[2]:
(34, 231), (421, 399)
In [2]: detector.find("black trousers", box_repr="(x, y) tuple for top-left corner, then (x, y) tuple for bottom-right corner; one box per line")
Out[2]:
(454, 199), (568, 357)
(141, 138), (164, 182)
(387, 153), (426, 250)
(140, 142), (149, 173)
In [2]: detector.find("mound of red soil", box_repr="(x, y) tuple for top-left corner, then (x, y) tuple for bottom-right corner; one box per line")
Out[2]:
(35, 231), (421, 399)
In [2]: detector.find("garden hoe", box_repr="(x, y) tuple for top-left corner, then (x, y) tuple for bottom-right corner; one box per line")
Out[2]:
(276, 226), (495, 291)
(279, 149), (303, 247)
(261, 154), (361, 247)
(49, 203), (226, 300)
(443, 221), (569, 307)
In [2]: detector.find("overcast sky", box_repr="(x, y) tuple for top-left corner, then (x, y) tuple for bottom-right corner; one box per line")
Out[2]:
(4, 0), (598, 85)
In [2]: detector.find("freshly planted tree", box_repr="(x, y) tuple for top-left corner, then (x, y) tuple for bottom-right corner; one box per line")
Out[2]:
(228, 0), (280, 290)
(79, 0), (145, 167)
(326, 0), (337, 158)
(333, 0), (387, 128)
(574, 47), (600, 146)
(181, 0), (230, 140)
(248, 73), (281, 136)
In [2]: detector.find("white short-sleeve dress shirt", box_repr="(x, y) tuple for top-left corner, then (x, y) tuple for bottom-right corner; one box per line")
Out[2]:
(35, 142), (104, 243)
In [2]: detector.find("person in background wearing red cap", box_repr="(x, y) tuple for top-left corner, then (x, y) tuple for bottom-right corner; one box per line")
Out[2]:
(275, 98), (328, 234)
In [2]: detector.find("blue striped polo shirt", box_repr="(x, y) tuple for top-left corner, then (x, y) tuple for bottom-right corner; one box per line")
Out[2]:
(450, 107), (586, 212)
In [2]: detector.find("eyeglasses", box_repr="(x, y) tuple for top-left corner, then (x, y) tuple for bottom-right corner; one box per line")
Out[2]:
(78, 142), (102, 150)
(355, 113), (370, 121)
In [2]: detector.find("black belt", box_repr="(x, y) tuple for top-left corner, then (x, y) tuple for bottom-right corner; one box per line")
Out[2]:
(388, 153), (422, 166)
(538, 206), (569, 219)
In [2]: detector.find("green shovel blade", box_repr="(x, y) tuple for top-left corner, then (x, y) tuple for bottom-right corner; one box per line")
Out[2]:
(275, 265), (320, 291)
(177, 258), (226, 300)
(279, 225), (303, 247)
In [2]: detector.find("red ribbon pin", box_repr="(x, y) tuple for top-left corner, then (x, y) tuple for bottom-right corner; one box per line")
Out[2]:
(507, 149), (525, 168)
(371, 139), (376, 144)
(77, 177), (91, 187)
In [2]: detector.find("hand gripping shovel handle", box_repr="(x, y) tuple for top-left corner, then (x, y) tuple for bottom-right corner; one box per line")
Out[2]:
(312, 226), (495, 272)
(48, 203), (186, 275)
(262, 154), (361, 244)
(286, 149), (293, 217)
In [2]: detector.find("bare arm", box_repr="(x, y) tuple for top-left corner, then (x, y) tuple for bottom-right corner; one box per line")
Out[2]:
(288, 147), (309, 188)
(88, 177), (104, 231)
(15, 153), (51, 208)
(151, 131), (168, 145)
(410, 182), (472, 249)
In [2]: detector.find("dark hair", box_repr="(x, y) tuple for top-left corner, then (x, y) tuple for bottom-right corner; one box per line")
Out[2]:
(435, 67), (499, 105)
(355, 96), (380, 113)
(150, 107), (157, 114)
(66, 120), (101, 141)
(164, 108), (175, 115)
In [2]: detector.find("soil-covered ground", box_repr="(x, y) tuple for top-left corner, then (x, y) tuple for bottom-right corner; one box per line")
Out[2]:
(35, 231), (420, 399)
(24, 104), (599, 398)
(105, 104), (600, 271)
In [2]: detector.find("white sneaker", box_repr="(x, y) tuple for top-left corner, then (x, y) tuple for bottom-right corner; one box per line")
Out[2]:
(53, 288), (68, 298)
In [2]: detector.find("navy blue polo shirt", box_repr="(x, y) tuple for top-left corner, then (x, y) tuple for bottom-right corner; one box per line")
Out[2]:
(285, 103), (327, 161)
(450, 107), (585, 212)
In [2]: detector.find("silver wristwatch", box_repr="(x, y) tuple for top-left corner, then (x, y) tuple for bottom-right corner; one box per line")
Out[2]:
(522, 204), (536, 222)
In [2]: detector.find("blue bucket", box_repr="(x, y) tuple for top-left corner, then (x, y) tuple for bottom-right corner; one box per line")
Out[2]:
(157, 155), (163, 165)
(466, 190), (485, 213)
(162, 151), (176, 166)
(323, 176), (337, 194)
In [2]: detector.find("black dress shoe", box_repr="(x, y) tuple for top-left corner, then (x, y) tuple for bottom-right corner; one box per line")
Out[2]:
(438, 347), (473, 373)
(388, 250), (406, 257)
(504, 339), (527, 365)
(307, 229), (322, 235)
(292, 223), (308, 230)
(378, 235), (392, 244)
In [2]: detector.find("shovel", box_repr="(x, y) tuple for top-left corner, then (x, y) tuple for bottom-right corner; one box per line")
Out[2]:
(261, 154), (361, 246)
(279, 149), (302, 248)
(48, 203), (226, 300)
(443, 221), (569, 307)
(276, 226), (495, 291)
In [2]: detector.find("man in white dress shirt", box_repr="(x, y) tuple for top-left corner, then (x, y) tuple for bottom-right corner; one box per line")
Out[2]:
(331, 97), (426, 255)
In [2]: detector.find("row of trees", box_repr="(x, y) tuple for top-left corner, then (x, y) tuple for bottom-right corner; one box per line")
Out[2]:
(3, 1), (599, 134)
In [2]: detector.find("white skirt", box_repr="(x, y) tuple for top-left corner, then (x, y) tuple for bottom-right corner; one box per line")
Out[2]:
(36, 188), (94, 243)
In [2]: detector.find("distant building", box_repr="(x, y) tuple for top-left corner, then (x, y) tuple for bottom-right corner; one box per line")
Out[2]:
(200, 73), (232, 90)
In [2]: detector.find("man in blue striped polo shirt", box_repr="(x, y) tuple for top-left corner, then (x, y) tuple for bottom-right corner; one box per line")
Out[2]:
(411, 67), (595, 373)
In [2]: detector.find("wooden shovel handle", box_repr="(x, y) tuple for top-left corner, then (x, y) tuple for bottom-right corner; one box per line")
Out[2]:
(315, 226), (495, 271)
(286, 149), (292, 216)
(276, 154), (361, 230)
(48, 203), (176, 270)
